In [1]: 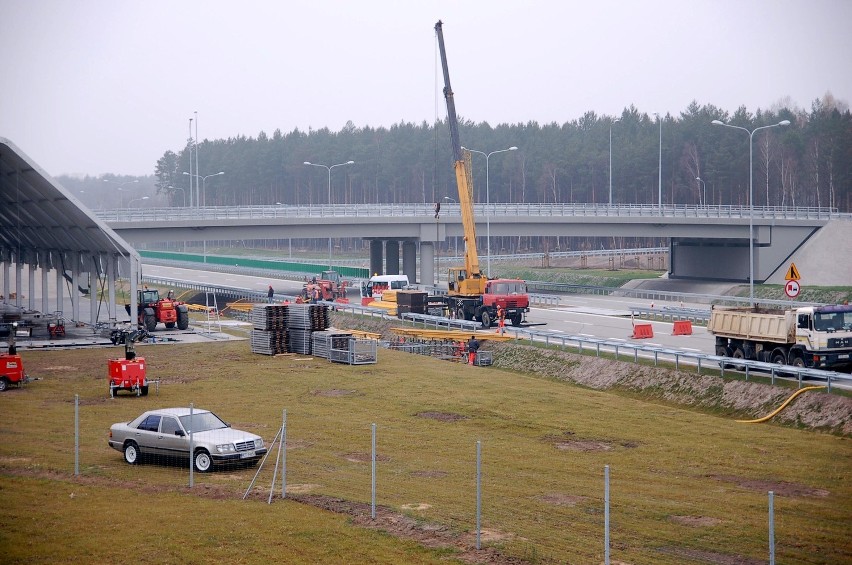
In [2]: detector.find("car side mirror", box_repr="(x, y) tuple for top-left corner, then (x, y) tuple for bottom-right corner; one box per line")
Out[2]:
(175, 430), (185, 437)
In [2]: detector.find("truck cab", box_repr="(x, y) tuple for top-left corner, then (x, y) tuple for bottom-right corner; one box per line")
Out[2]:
(795, 305), (852, 369)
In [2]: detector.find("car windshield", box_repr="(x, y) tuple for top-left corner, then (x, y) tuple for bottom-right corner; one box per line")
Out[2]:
(179, 411), (227, 433)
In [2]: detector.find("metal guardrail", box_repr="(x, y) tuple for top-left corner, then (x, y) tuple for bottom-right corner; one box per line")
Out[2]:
(528, 282), (824, 308)
(490, 325), (851, 393)
(98, 203), (851, 222)
(629, 306), (712, 324)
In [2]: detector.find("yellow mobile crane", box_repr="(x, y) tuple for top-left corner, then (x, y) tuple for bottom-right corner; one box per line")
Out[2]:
(434, 21), (530, 328)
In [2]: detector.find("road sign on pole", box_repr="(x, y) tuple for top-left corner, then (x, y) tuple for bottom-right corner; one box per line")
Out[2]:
(785, 263), (801, 281)
(785, 279), (801, 298)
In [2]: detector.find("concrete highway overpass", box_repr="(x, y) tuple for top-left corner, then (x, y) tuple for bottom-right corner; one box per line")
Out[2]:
(99, 204), (851, 287)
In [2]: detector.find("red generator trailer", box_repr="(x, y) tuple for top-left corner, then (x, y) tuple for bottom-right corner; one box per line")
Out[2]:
(1, 322), (30, 392)
(108, 357), (148, 397)
(108, 328), (150, 397)
(0, 353), (28, 392)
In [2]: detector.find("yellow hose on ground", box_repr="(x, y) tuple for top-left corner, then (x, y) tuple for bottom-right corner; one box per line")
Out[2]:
(736, 385), (827, 423)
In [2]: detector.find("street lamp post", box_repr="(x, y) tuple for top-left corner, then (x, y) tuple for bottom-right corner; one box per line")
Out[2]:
(654, 113), (662, 210)
(461, 146), (517, 278)
(609, 119), (621, 206)
(183, 171), (224, 207)
(102, 178), (139, 208)
(695, 177), (706, 207)
(304, 160), (355, 205)
(168, 186), (187, 207)
(712, 118), (791, 306)
(127, 196), (149, 207)
(304, 160), (355, 269)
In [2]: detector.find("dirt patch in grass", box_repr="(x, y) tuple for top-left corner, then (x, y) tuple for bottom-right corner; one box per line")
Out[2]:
(291, 493), (527, 564)
(411, 470), (448, 478)
(285, 439), (314, 449)
(400, 502), (432, 511)
(669, 515), (722, 527)
(343, 452), (391, 463)
(312, 388), (356, 397)
(538, 493), (588, 506)
(555, 440), (613, 452)
(285, 483), (320, 494)
(657, 546), (764, 565)
(41, 366), (78, 371)
(417, 411), (469, 422)
(710, 475), (830, 498)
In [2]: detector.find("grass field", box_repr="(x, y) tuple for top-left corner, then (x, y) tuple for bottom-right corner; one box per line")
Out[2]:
(1, 338), (850, 564)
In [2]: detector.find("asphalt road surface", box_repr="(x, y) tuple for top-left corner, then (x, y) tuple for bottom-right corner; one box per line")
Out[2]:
(143, 263), (717, 357)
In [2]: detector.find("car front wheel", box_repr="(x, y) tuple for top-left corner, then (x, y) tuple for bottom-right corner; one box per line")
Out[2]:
(124, 442), (141, 465)
(194, 449), (212, 472)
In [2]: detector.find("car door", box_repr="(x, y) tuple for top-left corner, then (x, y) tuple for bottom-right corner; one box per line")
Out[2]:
(133, 414), (162, 455)
(157, 416), (188, 460)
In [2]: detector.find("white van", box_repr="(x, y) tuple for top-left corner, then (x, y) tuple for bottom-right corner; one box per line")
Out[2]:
(361, 274), (410, 300)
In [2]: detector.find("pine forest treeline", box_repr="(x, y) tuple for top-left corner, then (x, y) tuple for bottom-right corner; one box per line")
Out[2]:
(154, 95), (852, 213)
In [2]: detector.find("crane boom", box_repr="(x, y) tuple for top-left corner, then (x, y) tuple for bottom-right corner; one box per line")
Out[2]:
(434, 20), (484, 294)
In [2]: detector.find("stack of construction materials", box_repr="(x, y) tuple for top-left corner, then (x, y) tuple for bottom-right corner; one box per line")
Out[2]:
(286, 304), (330, 354)
(311, 329), (353, 360)
(250, 304), (289, 355)
(396, 290), (428, 315)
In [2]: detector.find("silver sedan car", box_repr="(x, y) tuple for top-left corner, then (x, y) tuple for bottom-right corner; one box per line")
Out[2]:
(109, 407), (267, 472)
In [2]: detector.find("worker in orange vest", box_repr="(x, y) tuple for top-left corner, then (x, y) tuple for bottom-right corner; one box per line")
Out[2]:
(467, 336), (480, 366)
(496, 306), (506, 335)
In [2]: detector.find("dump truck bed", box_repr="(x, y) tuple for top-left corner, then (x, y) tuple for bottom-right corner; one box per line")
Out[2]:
(707, 307), (796, 344)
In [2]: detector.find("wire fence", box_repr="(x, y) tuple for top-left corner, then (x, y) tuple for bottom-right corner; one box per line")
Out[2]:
(72, 393), (791, 563)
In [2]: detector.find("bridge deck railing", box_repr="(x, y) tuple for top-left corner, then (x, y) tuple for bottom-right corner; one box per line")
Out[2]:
(97, 203), (850, 222)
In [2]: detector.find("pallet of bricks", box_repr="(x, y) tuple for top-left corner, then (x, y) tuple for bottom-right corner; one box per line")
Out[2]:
(287, 304), (330, 355)
(250, 304), (289, 355)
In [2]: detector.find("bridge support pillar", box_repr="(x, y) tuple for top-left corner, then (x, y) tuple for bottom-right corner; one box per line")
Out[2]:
(40, 251), (49, 315)
(369, 240), (383, 276)
(1, 259), (8, 306)
(402, 241), (417, 283)
(15, 258), (22, 309)
(71, 252), (79, 323)
(55, 257), (63, 317)
(107, 254), (117, 323)
(420, 242), (434, 287)
(386, 240), (400, 275)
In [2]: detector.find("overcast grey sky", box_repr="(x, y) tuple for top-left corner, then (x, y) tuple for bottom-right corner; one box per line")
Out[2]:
(2, 0), (850, 177)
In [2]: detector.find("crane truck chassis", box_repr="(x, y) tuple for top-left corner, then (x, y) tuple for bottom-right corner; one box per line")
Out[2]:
(708, 305), (852, 372)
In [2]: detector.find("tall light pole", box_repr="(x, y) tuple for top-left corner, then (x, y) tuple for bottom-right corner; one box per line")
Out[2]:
(712, 118), (791, 306)
(188, 118), (194, 207)
(304, 160), (355, 205)
(194, 111), (199, 208)
(654, 113), (662, 210)
(461, 146), (517, 278)
(183, 171), (224, 206)
(168, 186), (186, 207)
(609, 118), (621, 206)
(127, 196), (149, 207)
(304, 160), (355, 269)
(102, 178), (138, 208)
(695, 177), (706, 207)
